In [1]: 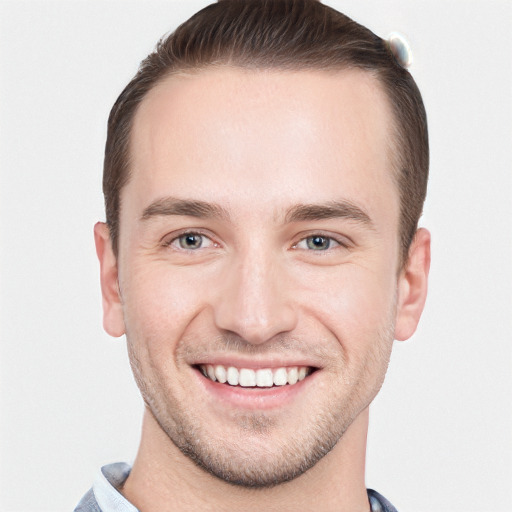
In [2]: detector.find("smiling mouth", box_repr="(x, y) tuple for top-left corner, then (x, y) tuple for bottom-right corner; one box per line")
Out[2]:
(197, 364), (315, 388)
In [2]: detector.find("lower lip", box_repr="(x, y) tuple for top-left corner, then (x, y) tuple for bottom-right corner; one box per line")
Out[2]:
(194, 368), (316, 410)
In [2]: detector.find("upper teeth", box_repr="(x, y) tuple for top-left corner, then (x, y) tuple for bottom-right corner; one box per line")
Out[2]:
(200, 365), (310, 387)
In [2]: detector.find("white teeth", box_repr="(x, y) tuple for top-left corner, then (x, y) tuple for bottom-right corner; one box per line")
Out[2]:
(273, 367), (287, 386)
(256, 368), (274, 387)
(206, 365), (216, 382)
(239, 368), (256, 387)
(287, 367), (298, 385)
(214, 365), (227, 383)
(200, 364), (312, 387)
(227, 366), (239, 386)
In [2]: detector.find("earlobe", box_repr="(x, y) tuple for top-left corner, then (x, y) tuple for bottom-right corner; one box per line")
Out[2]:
(394, 228), (431, 341)
(94, 222), (126, 338)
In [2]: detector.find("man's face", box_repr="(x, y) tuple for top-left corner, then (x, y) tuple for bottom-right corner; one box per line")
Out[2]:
(106, 68), (410, 486)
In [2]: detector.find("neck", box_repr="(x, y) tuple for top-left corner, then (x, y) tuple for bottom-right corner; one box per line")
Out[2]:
(121, 407), (370, 512)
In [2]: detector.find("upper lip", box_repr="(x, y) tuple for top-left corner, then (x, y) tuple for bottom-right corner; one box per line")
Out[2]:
(189, 357), (321, 370)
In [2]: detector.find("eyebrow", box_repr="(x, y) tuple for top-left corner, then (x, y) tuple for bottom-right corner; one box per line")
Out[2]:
(141, 197), (229, 221)
(284, 200), (373, 227)
(141, 196), (373, 228)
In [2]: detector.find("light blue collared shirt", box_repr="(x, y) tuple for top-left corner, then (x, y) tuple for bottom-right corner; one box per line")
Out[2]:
(75, 463), (137, 512)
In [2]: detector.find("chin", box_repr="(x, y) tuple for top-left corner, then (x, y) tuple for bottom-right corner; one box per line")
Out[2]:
(149, 399), (354, 488)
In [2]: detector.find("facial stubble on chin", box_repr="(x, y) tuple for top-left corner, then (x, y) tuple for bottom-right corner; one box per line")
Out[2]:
(126, 318), (396, 489)
(147, 396), (344, 488)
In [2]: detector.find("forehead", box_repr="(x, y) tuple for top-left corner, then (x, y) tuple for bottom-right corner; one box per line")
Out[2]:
(125, 67), (397, 225)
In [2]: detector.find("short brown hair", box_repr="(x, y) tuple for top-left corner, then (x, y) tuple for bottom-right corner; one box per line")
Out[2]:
(103, 0), (428, 265)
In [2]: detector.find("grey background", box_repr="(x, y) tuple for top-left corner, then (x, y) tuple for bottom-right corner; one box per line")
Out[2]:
(1, 1), (511, 511)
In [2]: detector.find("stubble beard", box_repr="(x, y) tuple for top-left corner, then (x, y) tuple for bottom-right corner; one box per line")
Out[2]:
(159, 399), (347, 488)
(127, 314), (396, 489)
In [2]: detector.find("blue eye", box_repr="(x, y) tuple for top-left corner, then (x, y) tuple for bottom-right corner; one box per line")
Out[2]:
(306, 236), (331, 250)
(167, 232), (214, 250)
(295, 235), (340, 251)
(178, 233), (203, 249)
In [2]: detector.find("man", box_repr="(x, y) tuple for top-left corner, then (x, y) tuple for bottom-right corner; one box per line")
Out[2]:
(76, 0), (430, 510)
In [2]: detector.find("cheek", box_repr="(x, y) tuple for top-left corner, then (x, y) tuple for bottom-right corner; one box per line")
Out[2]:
(297, 262), (397, 348)
(313, 266), (396, 395)
(120, 259), (213, 351)
(304, 259), (395, 309)
(121, 266), (203, 400)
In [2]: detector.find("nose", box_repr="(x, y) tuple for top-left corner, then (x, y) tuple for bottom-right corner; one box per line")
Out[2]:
(213, 250), (298, 345)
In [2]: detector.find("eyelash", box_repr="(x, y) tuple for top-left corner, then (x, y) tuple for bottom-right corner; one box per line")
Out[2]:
(293, 233), (348, 252)
(162, 231), (216, 251)
(162, 231), (348, 252)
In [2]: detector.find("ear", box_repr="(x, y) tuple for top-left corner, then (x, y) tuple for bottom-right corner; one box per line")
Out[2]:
(94, 222), (125, 337)
(394, 228), (431, 341)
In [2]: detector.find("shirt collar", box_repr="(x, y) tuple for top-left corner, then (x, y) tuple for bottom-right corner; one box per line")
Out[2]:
(93, 463), (138, 512)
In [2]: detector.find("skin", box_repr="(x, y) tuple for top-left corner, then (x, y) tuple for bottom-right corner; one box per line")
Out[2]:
(95, 67), (430, 512)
